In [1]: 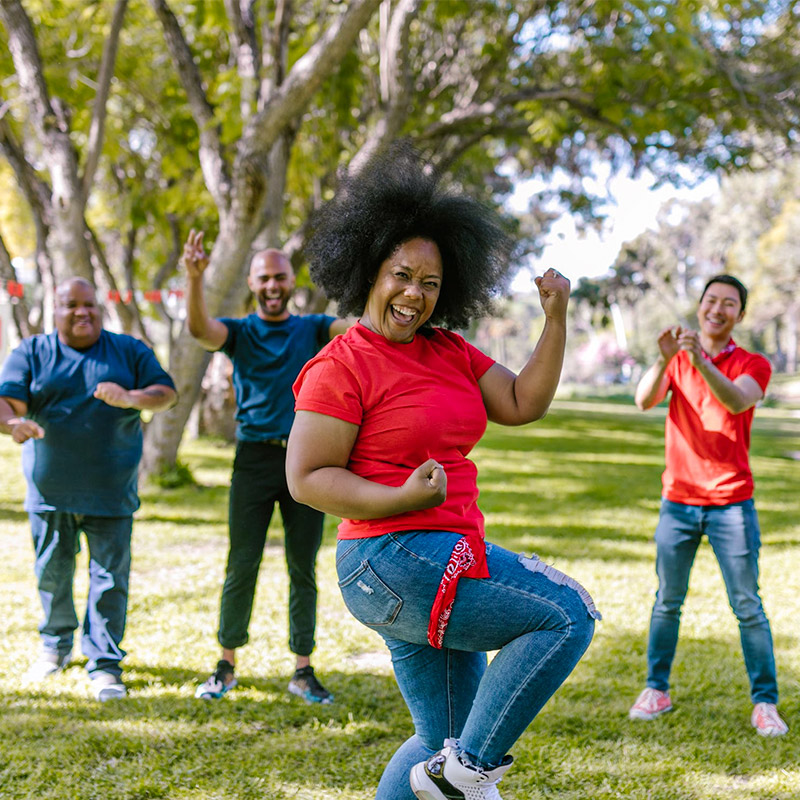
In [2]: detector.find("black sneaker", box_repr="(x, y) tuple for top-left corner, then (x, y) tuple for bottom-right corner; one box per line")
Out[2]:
(288, 666), (333, 705)
(195, 659), (237, 699)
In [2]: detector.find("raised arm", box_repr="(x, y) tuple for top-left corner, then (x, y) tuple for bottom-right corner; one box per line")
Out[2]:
(635, 327), (680, 411)
(0, 396), (44, 443)
(286, 410), (446, 519)
(478, 269), (569, 426)
(182, 229), (229, 351)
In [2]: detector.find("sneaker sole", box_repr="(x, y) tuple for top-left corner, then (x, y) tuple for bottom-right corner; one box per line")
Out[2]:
(409, 763), (447, 800)
(195, 677), (237, 700)
(287, 682), (333, 705)
(629, 705), (673, 721)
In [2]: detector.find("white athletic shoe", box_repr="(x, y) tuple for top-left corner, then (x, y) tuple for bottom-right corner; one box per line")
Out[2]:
(410, 739), (513, 800)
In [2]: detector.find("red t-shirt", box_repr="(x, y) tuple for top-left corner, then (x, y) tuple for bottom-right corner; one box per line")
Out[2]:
(293, 323), (495, 539)
(662, 341), (771, 505)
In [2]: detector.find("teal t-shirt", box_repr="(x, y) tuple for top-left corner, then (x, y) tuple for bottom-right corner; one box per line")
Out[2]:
(218, 313), (333, 442)
(0, 330), (175, 515)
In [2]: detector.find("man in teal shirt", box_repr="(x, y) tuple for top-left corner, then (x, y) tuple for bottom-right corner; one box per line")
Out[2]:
(183, 230), (349, 703)
(0, 278), (176, 701)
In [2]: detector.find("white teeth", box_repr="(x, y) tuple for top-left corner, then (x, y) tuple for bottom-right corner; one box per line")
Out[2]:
(392, 305), (415, 318)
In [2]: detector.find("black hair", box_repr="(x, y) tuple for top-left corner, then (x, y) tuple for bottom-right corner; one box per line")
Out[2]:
(700, 274), (747, 313)
(305, 143), (513, 329)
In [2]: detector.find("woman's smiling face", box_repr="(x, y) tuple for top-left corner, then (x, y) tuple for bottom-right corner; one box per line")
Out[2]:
(361, 238), (443, 343)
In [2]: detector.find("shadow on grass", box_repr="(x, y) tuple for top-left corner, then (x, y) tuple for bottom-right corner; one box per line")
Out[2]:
(2, 630), (798, 800)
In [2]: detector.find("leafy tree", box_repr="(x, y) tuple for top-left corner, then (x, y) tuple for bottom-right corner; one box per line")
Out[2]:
(2, 0), (800, 475)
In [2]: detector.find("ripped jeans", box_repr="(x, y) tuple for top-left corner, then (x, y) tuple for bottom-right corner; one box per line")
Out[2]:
(336, 531), (598, 800)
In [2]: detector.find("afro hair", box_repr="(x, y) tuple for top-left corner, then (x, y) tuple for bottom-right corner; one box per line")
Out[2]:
(305, 143), (514, 330)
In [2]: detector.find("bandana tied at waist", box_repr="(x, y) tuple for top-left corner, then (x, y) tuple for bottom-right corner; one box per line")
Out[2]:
(427, 533), (489, 649)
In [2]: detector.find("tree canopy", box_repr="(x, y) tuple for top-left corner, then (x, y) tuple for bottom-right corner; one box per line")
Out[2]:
(1, 0), (799, 473)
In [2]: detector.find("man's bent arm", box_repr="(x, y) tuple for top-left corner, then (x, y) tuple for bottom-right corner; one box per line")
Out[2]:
(186, 274), (229, 351)
(692, 360), (763, 414)
(94, 383), (178, 412)
(0, 396), (45, 442)
(635, 357), (670, 411)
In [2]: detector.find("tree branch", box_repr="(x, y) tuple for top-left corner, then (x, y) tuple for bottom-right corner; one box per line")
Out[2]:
(0, 230), (35, 338)
(348, 0), (421, 175)
(223, 0), (259, 118)
(240, 0), (382, 158)
(149, 0), (232, 210)
(81, 0), (129, 203)
(260, 0), (292, 106)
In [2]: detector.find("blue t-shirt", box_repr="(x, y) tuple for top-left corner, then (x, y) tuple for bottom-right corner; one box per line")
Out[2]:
(0, 330), (175, 516)
(218, 313), (333, 441)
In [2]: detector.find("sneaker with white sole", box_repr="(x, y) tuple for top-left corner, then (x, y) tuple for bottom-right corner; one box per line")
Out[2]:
(751, 702), (788, 737)
(195, 659), (237, 699)
(92, 671), (127, 702)
(629, 687), (673, 720)
(410, 739), (513, 800)
(22, 651), (71, 684)
(288, 666), (333, 705)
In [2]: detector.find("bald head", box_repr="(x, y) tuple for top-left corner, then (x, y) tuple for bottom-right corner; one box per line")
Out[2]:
(247, 249), (296, 321)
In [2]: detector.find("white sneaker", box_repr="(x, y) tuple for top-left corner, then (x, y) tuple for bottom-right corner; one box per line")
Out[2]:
(410, 739), (513, 800)
(629, 687), (673, 720)
(22, 652), (71, 684)
(751, 702), (788, 737)
(92, 671), (127, 702)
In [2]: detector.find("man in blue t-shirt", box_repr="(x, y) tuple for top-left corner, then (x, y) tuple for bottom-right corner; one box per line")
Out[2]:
(0, 278), (177, 701)
(183, 229), (350, 704)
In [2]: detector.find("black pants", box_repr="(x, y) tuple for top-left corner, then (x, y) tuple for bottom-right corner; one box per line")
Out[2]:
(218, 440), (324, 656)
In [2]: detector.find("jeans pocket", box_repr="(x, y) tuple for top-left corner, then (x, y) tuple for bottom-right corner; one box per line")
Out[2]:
(338, 560), (402, 627)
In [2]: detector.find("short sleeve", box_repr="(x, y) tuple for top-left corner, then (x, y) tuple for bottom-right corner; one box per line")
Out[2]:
(462, 338), (495, 380)
(293, 356), (364, 426)
(217, 317), (239, 357)
(131, 340), (176, 390)
(0, 340), (33, 404)
(744, 352), (771, 393)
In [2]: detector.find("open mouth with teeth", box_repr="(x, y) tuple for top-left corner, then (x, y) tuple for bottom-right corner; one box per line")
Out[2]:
(391, 304), (419, 324)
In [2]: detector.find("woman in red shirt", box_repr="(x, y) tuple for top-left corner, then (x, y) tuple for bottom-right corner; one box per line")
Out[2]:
(287, 145), (599, 800)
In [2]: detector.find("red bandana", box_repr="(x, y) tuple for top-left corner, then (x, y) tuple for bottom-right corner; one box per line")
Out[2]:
(427, 533), (490, 648)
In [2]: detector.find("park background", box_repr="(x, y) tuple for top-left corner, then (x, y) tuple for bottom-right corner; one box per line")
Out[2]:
(1, 1), (799, 798)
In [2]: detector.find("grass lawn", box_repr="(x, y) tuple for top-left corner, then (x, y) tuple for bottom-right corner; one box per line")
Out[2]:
(1, 398), (798, 799)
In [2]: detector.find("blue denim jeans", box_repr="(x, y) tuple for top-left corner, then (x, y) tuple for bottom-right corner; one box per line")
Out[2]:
(336, 531), (598, 800)
(30, 511), (132, 677)
(646, 498), (778, 704)
(220, 441), (324, 656)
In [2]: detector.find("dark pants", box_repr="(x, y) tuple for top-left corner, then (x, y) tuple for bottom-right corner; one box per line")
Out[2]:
(30, 511), (132, 677)
(218, 440), (324, 656)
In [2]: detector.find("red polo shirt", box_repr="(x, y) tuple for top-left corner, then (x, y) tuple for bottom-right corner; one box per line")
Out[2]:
(661, 340), (771, 506)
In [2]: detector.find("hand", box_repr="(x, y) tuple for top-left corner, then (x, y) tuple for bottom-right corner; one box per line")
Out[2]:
(534, 268), (570, 319)
(401, 459), (447, 511)
(656, 326), (681, 362)
(6, 417), (45, 443)
(676, 328), (704, 367)
(181, 229), (209, 279)
(94, 382), (133, 409)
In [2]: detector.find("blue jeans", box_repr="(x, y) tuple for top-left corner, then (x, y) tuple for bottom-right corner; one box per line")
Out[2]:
(220, 441), (324, 656)
(646, 498), (778, 704)
(30, 512), (132, 677)
(336, 531), (598, 800)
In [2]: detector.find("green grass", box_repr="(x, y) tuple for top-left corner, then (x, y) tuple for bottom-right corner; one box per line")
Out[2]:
(1, 399), (799, 799)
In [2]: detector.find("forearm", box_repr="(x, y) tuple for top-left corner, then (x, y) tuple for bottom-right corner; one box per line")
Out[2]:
(513, 316), (567, 421)
(125, 385), (177, 412)
(289, 466), (415, 520)
(186, 275), (221, 349)
(635, 358), (670, 410)
(0, 397), (21, 434)
(694, 360), (755, 413)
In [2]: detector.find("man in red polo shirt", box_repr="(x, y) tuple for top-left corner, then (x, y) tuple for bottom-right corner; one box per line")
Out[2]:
(628, 275), (787, 737)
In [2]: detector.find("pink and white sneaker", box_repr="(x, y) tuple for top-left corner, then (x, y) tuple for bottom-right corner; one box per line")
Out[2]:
(751, 703), (788, 737)
(629, 687), (673, 720)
